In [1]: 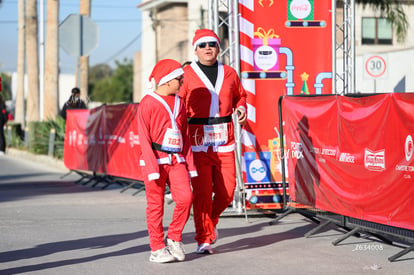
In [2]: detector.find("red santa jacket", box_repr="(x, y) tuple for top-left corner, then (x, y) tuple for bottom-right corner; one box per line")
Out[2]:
(179, 61), (247, 152)
(137, 92), (197, 181)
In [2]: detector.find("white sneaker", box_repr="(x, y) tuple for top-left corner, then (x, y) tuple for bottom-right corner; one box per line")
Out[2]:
(211, 227), (219, 244)
(149, 247), (176, 263)
(196, 243), (213, 254)
(167, 238), (186, 261)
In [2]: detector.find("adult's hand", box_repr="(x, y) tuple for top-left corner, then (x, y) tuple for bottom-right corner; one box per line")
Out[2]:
(236, 107), (247, 126)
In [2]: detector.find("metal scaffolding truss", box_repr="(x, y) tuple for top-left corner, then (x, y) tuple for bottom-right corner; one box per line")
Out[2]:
(208, 0), (240, 74)
(208, 0), (356, 94)
(335, 0), (356, 94)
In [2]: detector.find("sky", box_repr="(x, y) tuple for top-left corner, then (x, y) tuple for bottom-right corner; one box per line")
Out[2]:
(0, 0), (143, 74)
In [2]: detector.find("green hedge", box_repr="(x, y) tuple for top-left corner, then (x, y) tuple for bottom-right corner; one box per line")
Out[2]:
(8, 116), (66, 159)
(5, 122), (24, 148)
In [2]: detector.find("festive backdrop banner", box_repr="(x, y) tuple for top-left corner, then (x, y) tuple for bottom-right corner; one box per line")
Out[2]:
(238, 0), (333, 209)
(282, 94), (414, 231)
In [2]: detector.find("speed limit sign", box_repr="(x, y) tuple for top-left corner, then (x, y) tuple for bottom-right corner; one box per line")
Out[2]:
(364, 55), (388, 79)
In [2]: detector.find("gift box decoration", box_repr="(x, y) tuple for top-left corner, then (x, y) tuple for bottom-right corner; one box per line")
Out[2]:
(252, 27), (281, 72)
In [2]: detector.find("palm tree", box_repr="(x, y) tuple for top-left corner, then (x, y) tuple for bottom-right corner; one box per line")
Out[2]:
(25, 0), (40, 122)
(356, 0), (409, 42)
(80, 0), (91, 103)
(44, 0), (59, 120)
(15, 0), (25, 126)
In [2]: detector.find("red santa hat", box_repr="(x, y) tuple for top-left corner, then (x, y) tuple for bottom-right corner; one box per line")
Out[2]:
(192, 29), (220, 50)
(148, 59), (184, 88)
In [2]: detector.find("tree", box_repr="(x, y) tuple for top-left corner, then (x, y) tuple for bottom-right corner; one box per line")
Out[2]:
(356, 0), (409, 43)
(89, 64), (113, 84)
(90, 59), (133, 104)
(26, 0), (40, 122)
(44, 0), (59, 120)
(80, 0), (91, 99)
(15, 0), (25, 126)
(0, 73), (11, 101)
(88, 63), (113, 98)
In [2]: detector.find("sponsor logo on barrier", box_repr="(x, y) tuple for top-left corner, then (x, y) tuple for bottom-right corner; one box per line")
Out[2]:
(68, 131), (133, 146)
(314, 147), (337, 157)
(364, 148), (385, 171)
(395, 135), (414, 175)
(68, 130), (77, 145)
(68, 130), (87, 146)
(395, 165), (414, 172)
(338, 152), (355, 163)
(405, 135), (413, 162)
(290, 142), (304, 159)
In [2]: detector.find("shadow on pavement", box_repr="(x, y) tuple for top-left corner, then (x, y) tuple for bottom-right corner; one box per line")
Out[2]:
(0, 231), (149, 274)
(180, 218), (328, 261)
(0, 172), (61, 182)
(0, 180), (100, 203)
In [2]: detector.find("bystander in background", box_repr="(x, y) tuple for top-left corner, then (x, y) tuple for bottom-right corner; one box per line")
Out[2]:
(60, 87), (87, 120)
(0, 96), (9, 155)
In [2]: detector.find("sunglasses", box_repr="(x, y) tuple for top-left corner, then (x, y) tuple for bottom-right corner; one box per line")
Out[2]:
(198, 41), (218, 49)
(175, 76), (184, 82)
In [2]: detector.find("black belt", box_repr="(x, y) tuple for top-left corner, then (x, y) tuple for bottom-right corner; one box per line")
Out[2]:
(151, 142), (180, 154)
(188, 115), (232, 125)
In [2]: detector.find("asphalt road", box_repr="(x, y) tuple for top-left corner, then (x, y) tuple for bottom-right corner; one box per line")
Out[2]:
(1, 151), (413, 275)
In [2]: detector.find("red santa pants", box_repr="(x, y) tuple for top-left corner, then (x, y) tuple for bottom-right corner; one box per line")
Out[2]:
(191, 150), (236, 245)
(144, 160), (193, 251)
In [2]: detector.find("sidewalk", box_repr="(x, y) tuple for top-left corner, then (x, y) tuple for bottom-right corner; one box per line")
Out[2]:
(6, 148), (67, 172)
(1, 150), (413, 274)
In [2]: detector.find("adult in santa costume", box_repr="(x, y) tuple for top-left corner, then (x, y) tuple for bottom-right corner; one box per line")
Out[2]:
(179, 29), (247, 254)
(138, 59), (197, 263)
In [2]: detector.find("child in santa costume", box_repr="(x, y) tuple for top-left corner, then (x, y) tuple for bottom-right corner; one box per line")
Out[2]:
(179, 29), (247, 254)
(138, 59), (197, 263)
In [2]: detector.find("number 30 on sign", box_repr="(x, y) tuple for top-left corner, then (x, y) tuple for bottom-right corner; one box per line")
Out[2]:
(364, 55), (388, 79)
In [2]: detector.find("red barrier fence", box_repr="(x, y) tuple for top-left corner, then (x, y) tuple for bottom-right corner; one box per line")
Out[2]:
(282, 93), (414, 231)
(63, 104), (143, 181)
